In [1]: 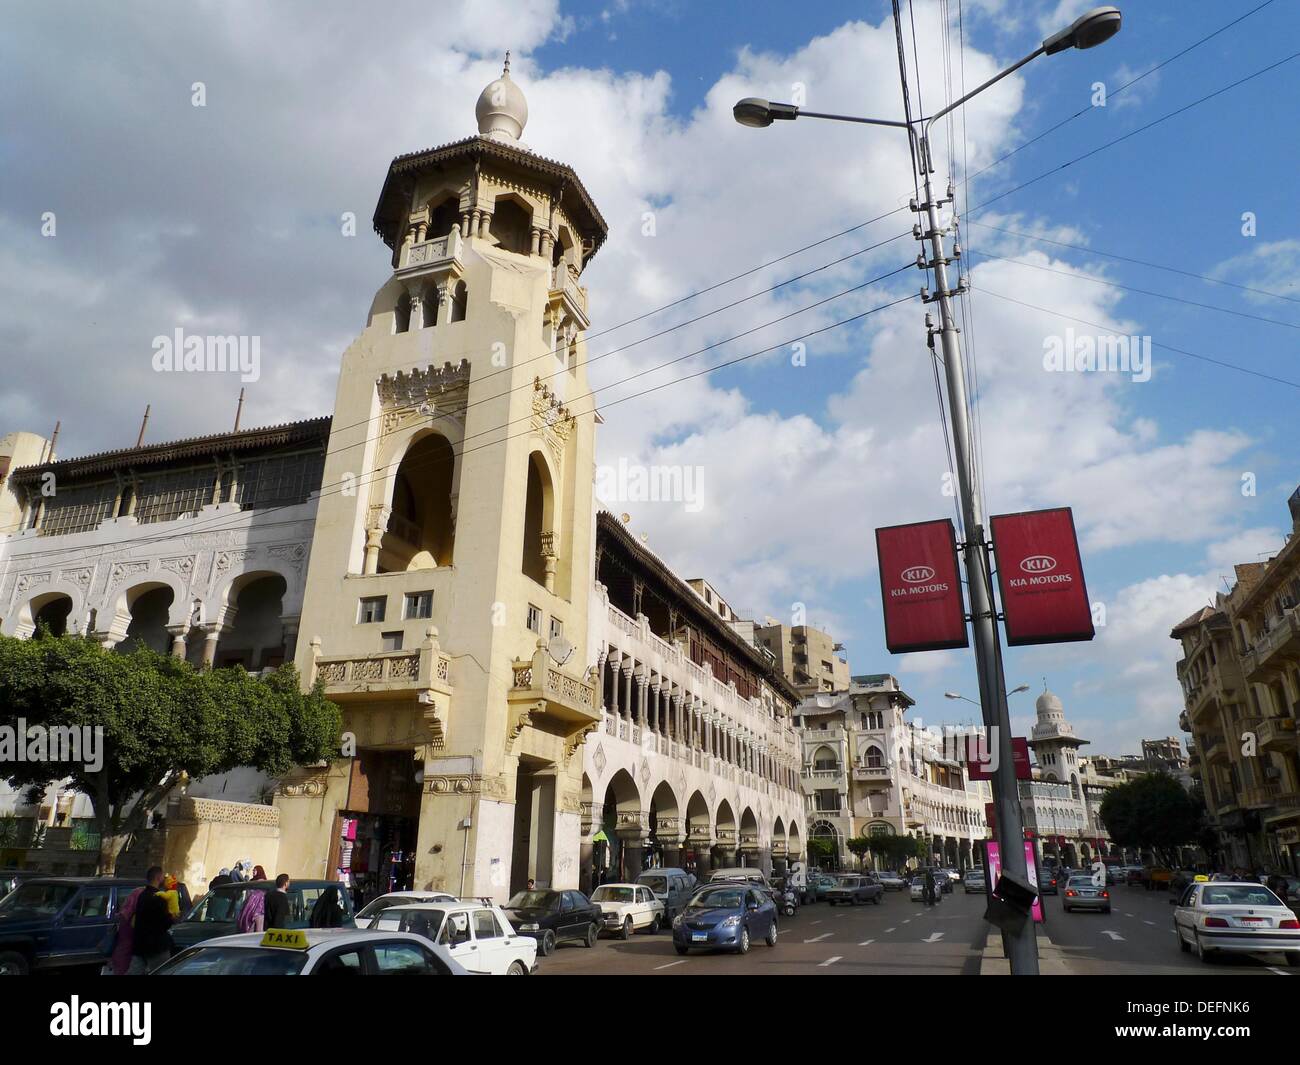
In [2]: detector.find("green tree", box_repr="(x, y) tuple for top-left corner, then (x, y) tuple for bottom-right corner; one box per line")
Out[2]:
(846, 835), (872, 868)
(0, 633), (341, 874)
(1098, 773), (1204, 867)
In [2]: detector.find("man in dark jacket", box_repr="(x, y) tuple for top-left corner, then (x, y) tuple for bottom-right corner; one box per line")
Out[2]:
(129, 867), (174, 974)
(264, 874), (292, 928)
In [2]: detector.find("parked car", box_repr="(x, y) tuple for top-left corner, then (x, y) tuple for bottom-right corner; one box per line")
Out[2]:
(909, 875), (942, 903)
(708, 867), (770, 888)
(0, 869), (43, 903)
(0, 876), (145, 975)
(1173, 881), (1300, 965)
(590, 883), (666, 938)
(672, 883), (778, 955)
(824, 874), (883, 906)
(962, 868), (986, 894)
(154, 927), (469, 975)
(635, 868), (695, 919)
(1039, 871), (1060, 896)
(367, 901), (537, 974)
(172, 880), (356, 952)
(1062, 874), (1111, 914)
(502, 888), (601, 955)
(802, 874), (839, 904)
(876, 870), (906, 891)
(355, 890), (458, 924)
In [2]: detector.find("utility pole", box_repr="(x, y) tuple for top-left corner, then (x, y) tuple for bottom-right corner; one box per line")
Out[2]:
(914, 130), (1037, 974)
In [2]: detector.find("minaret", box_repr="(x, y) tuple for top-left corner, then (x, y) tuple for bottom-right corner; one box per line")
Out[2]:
(1027, 686), (1089, 790)
(281, 62), (608, 899)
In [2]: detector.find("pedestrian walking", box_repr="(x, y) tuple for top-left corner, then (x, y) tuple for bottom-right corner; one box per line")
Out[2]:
(104, 884), (144, 976)
(264, 874), (292, 928)
(128, 867), (174, 975)
(237, 887), (266, 933)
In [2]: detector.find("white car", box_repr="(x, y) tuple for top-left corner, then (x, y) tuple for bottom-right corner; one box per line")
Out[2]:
(153, 928), (471, 975)
(876, 871), (906, 891)
(368, 901), (538, 975)
(590, 883), (666, 938)
(1173, 881), (1300, 965)
(355, 890), (459, 924)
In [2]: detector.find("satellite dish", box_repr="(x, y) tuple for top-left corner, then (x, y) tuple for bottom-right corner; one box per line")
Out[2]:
(547, 634), (575, 666)
(620, 512), (631, 524)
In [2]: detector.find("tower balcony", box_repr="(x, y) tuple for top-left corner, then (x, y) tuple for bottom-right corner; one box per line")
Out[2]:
(397, 229), (464, 277)
(508, 642), (601, 757)
(549, 264), (590, 330)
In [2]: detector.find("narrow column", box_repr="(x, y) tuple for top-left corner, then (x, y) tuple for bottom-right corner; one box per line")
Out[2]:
(166, 625), (188, 659)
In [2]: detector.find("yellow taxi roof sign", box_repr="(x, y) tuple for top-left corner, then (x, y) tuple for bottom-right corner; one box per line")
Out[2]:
(1193, 874), (1210, 882)
(260, 928), (310, 950)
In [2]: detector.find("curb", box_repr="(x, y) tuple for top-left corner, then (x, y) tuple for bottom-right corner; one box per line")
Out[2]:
(979, 924), (1073, 975)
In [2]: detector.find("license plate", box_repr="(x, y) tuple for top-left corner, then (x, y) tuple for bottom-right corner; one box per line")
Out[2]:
(691, 932), (708, 942)
(1081, 891), (1096, 897)
(1239, 917), (1264, 924)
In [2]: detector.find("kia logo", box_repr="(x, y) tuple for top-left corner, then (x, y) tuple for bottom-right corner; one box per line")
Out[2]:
(1020, 555), (1057, 574)
(901, 566), (936, 584)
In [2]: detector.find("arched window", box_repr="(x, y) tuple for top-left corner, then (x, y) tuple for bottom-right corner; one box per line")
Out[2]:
(521, 452), (553, 586)
(812, 745), (838, 772)
(394, 292), (411, 334)
(489, 199), (533, 256)
(428, 196), (459, 240)
(865, 745), (884, 769)
(380, 434), (456, 571)
(450, 280), (468, 323)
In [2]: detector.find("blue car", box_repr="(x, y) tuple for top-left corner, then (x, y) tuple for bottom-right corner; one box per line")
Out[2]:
(0, 876), (145, 975)
(672, 883), (779, 955)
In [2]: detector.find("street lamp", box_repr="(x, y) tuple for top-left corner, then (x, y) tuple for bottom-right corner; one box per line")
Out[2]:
(944, 684), (1029, 706)
(733, 7), (1121, 976)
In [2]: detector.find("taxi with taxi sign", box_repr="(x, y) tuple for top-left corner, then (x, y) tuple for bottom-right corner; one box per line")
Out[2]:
(365, 900), (538, 974)
(151, 927), (471, 975)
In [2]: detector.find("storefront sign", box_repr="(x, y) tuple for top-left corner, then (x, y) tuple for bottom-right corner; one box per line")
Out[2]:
(875, 519), (968, 653)
(990, 507), (1094, 646)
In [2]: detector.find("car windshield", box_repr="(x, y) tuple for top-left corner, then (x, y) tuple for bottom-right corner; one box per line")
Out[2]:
(1201, 886), (1283, 907)
(836, 876), (861, 886)
(965, 870), (983, 878)
(185, 886), (264, 923)
(591, 887), (634, 903)
(507, 891), (559, 911)
(687, 888), (745, 911)
(1066, 876), (1097, 887)
(154, 946), (310, 976)
(357, 895), (429, 921)
(0, 882), (77, 917)
(639, 876), (668, 893)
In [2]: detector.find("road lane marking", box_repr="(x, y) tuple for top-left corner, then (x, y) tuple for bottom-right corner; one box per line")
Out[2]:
(804, 932), (832, 943)
(922, 932), (945, 943)
(902, 919), (911, 924)
(653, 960), (686, 970)
(1101, 930), (1125, 941)
(858, 939), (875, 946)
(819, 956), (842, 967)
(1144, 920), (1155, 926)
(1267, 967), (1290, 976)
(810, 920), (822, 926)
(1124, 913), (1134, 917)
(884, 928), (896, 934)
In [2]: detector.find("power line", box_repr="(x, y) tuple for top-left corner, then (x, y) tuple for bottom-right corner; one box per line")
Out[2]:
(963, 0), (1280, 188)
(976, 285), (1300, 391)
(966, 220), (1300, 305)
(970, 249), (1300, 331)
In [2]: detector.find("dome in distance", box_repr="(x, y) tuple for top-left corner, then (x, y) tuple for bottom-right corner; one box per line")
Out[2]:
(1036, 689), (1064, 717)
(476, 53), (528, 143)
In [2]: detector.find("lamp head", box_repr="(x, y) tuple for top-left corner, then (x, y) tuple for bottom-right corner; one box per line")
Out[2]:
(1043, 6), (1122, 55)
(944, 692), (961, 700)
(732, 97), (799, 128)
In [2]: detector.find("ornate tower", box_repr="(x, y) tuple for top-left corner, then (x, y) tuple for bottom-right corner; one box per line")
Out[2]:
(1027, 687), (1089, 795)
(278, 60), (609, 899)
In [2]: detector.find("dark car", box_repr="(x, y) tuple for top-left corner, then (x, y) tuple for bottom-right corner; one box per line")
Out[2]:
(1039, 871), (1060, 896)
(824, 874), (883, 906)
(171, 880), (355, 952)
(502, 888), (600, 955)
(672, 883), (778, 955)
(802, 874), (839, 904)
(0, 869), (44, 902)
(0, 876), (145, 975)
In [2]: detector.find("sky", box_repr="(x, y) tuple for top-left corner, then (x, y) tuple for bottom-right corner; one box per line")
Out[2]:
(3, 0), (1298, 755)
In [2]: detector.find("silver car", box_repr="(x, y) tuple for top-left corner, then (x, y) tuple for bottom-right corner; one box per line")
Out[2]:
(1062, 873), (1111, 914)
(1173, 881), (1300, 964)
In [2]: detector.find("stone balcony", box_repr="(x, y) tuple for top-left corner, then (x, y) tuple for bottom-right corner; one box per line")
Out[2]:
(1255, 714), (1298, 753)
(1245, 607), (1300, 681)
(1203, 735), (1229, 765)
(550, 263), (590, 329)
(852, 765), (891, 782)
(508, 641), (600, 757)
(397, 229), (464, 277)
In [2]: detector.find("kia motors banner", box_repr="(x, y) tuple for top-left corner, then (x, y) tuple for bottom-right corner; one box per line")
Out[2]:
(989, 507), (1095, 646)
(966, 735), (1033, 781)
(875, 519), (968, 654)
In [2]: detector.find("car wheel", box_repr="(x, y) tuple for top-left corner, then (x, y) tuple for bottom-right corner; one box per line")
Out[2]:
(506, 960), (528, 976)
(0, 951), (29, 976)
(649, 914), (661, 935)
(873, 895), (881, 905)
(620, 916), (633, 941)
(584, 923), (598, 948)
(766, 921), (779, 947)
(539, 930), (556, 957)
(736, 927), (750, 955)
(674, 943), (689, 956)
(1063, 905), (1071, 914)
(1193, 933), (1212, 963)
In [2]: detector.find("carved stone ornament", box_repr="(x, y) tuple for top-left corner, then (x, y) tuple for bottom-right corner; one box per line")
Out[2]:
(377, 361), (471, 435)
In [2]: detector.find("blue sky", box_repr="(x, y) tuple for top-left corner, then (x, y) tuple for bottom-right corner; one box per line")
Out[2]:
(3, 0), (1298, 754)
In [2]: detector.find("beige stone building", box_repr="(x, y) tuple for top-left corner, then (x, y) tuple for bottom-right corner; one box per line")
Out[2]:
(755, 621), (850, 694)
(1174, 486), (1300, 874)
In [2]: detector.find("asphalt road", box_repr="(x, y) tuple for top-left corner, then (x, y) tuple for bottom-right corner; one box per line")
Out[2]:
(1042, 882), (1297, 977)
(538, 885), (990, 975)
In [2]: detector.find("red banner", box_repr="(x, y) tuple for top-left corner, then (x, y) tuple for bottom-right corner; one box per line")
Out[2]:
(875, 519), (968, 654)
(966, 735), (1033, 780)
(990, 507), (1094, 646)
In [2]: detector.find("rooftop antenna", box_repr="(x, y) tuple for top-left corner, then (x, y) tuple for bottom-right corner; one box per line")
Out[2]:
(135, 404), (151, 448)
(233, 388), (246, 432)
(503, 50), (511, 76)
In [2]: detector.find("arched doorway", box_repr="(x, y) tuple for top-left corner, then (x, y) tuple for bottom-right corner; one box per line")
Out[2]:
(810, 820), (841, 871)
(213, 574), (288, 670)
(714, 799), (737, 870)
(32, 594), (73, 637)
(599, 769), (641, 883)
(648, 781), (681, 871)
(383, 433), (455, 571)
(685, 791), (711, 880)
(120, 585), (174, 654)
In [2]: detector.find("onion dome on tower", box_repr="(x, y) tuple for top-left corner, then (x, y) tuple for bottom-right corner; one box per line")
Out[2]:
(475, 52), (529, 144)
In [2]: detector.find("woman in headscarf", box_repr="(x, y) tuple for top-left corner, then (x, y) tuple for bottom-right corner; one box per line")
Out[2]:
(108, 885), (145, 976)
(309, 886), (344, 928)
(236, 888), (266, 934)
(251, 865), (268, 882)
